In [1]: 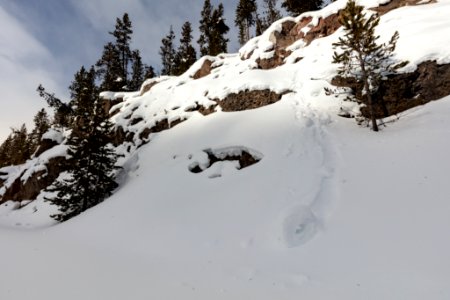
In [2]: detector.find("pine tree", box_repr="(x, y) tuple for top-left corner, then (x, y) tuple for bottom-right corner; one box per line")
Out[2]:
(46, 66), (118, 222)
(109, 13), (133, 84)
(235, 0), (258, 45)
(198, 0), (213, 57)
(331, 0), (406, 131)
(198, 1), (229, 56)
(281, 0), (322, 16)
(129, 50), (145, 90)
(29, 108), (50, 150)
(96, 42), (123, 91)
(209, 3), (230, 56)
(159, 26), (177, 75)
(174, 21), (197, 75)
(144, 65), (156, 80)
(255, 12), (264, 36)
(9, 124), (31, 165)
(69, 66), (98, 134)
(37, 84), (73, 127)
(261, 0), (282, 32)
(0, 134), (13, 168)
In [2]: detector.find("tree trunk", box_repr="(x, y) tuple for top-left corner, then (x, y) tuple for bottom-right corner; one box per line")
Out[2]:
(358, 52), (379, 132)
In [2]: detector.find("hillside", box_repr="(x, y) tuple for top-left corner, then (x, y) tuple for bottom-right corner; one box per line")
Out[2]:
(1, 0), (450, 299)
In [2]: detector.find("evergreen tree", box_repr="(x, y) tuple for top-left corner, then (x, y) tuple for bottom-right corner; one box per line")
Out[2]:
(109, 13), (133, 83)
(159, 26), (177, 75)
(255, 12), (264, 36)
(281, 0), (322, 16)
(261, 0), (282, 32)
(198, 0), (213, 57)
(129, 50), (145, 90)
(37, 84), (73, 127)
(174, 21), (197, 75)
(46, 66), (118, 222)
(9, 124), (31, 165)
(96, 42), (123, 91)
(29, 108), (51, 150)
(331, 0), (406, 131)
(144, 65), (156, 79)
(69, 66), (98, 134)
(235, 0), (258, 45)
(209, 3), (230, 56)
(0, 134), (13, 168)
(198, 1), (229, 56)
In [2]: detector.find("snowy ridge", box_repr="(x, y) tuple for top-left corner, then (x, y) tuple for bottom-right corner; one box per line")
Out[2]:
(1, 0), (450, 299)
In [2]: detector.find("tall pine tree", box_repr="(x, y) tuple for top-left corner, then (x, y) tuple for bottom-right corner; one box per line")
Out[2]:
(129, 50), (145, 90)
(109, 13), (133, 84)
(331, 0), (406, 131)
(159, 26), (177, 75)
(281, 0), (323, 16)
(235, 0), (258, 45)
(209, 3), (229, 56)
(174, 21), (197, 75)
(198, 0), (213, 57)
(198, 1), (229, 56)
(46, 66), (119, 222)
(96, 42), (123, 91)
(29, 108), (50, 151)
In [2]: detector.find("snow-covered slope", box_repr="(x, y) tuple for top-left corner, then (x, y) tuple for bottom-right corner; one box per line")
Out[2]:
(1, 0), (450, 299)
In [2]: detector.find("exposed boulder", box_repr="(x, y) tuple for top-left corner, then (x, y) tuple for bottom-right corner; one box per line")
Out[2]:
(140, 81), (159, 96)
(192, 59), (214, 80)
(301, 14), (341, 45)
(139, 117), (185, 140)
(371, 0), (436, 15)
(188, 147), (262, 175)
(213, 89), (290, 112)
(0, 157), (68, 204)
(184, 102), (217, 116)
(34, 138), (59, 157)
(102, 98), (123, 117)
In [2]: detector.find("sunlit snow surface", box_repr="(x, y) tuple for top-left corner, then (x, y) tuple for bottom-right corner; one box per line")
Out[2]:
(1, 0), (450, 299)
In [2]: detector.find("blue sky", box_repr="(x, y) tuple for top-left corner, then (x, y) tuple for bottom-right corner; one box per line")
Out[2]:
(0, 0), (280, 140)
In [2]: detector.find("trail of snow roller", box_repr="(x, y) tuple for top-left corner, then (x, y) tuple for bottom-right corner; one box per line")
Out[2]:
(0, 94), (341, 300)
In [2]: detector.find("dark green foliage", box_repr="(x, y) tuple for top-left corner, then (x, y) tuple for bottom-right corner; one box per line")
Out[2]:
(235, 0), (258, 45)
(174, 21), (197, 75)
(209, 3), (230, 56)
(29, 108), (51, 150)
(68, 66), (98, 134)
(0, 134), (13, 167)
(255, 12), (264, 36)
(159, 26), (177, 75)
(0, 124), (31, 167)
(260, 0), (282, 32)
(281, 0), (323, 16)
(109, 13), (133, 84)
(144, 65), (156, 79)
(198, 0), (213, 57)
(37, 84), (73, 127)
(331, 0), (406, 131)
(129, 50), (145, 90)
(0, 109), (50, 167)
(96, 42), (123, 91)
(46, 66), (119, 222)
(198, 1), (229, 56)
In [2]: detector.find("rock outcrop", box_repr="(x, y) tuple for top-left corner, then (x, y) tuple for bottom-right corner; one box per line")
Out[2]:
(192, 59), (214, 79)
(332, 61), (450, 118)
(0, 156), (67, 204)
(214, 89), (290, 111)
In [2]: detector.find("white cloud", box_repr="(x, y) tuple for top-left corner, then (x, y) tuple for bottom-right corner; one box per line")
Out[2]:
(0, 7), (64, 141)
